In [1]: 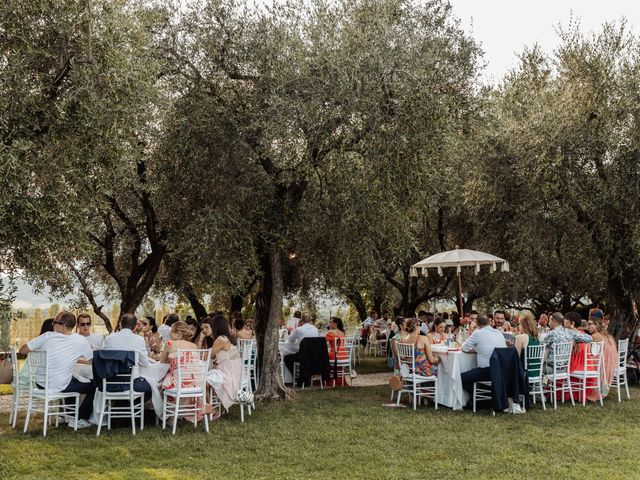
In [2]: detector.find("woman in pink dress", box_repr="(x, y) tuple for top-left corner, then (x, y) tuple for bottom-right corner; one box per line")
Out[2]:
(206, 315), (242, 416)
(586, 313), (617, 401)
(159, 321), (202, 419)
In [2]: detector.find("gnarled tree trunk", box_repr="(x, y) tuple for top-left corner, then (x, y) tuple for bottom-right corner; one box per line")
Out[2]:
(254, 247), (291, 401)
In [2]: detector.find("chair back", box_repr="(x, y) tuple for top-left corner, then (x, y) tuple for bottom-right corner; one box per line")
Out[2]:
(278, 329), (288, 342)
(237, 339), (254, 388)
(343, 336), (357, 362)
(26, 350), (48, 391)
(298, 337), (330, 380)
(552, 341), (573, 376)
(176, 349), (210, 393)
(524, 344), (545, 378)
(618, 338), (629, 369)
(583, 341), (604, 373)
(94, 350), (138, 393)
(397, 343), (417, 378)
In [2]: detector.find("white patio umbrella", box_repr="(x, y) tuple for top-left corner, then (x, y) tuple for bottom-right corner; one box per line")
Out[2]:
(410, 247), (509, 317)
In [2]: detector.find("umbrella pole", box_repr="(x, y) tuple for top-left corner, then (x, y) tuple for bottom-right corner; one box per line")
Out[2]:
(457, 271), (464, 317)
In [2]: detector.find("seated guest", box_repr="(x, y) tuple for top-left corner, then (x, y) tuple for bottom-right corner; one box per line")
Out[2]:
(403, 318), (440, 377)
(515, 314), (541, 377)
(159, 321), (199, 388)
(460, 314), (506, 396)
(428, 319), (446, 344)
(493, 310), (507, 331)
(39, 318), (54, 335)
(540, 312), (591, 373)
(585, 312), (617, 400)
(563, 311), (583, 331)
(234, 318), (254, 340)
(76, 313), (103, 349)
(19, 311), (94, 428)
(101, 313), (152, 399)
(199, 317), (214, 349)
(287, 310), (302, 332)
(388, 316), (406, 373)
(103, 314), (150, 367)
(283, 314), (319, 376)
(158, 313), (180, 342)
(206, 315), (241, 415)
(326, 317), (348, 385)
(140, 316), (162, 354)
(185, 316), (201, 344)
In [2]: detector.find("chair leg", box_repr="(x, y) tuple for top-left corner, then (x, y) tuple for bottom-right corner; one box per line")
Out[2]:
(97, 393), (107, 436)
(130, 396), (137, 436)
(540, 382), (546, 411)
(552, 382), (557, 410)
(582, 378), (587, 407)
(172, 396), (179, 435)
(617, 377), (621, 402)
(240, 403), (244, 423)
(472, 384), (477, 413)
(203, 398), (209, 433)
(567, 378), (574, 406)
(162, 394), (167, 430)
(43, 401), (49, 436)
(23, 395), (33, 433)
(140, 398), (145, 431)
(624, 376), (630, 399)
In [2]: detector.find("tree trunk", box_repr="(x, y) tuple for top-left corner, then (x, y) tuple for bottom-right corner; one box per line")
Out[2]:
(230, 294), (244, 314)
(185, 286), (208, 320)
(606, 275), (638, 339)
(255, 248), (291, 401)
(346, 292), (367, 321)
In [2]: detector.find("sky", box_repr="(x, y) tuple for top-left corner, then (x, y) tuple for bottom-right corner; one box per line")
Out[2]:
(448, 0), (640, 83)
(11, 0), (640, 309)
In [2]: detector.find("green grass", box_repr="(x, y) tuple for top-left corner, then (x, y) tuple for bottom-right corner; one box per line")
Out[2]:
(1, 383), (639, 480)
(354, 351), (391, 374)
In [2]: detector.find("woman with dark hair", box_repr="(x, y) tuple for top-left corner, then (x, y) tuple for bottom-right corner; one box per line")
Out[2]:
(206, 314), (242, 415)
(428, 318), (446, 345)
(39, 318), (54, 335)
(185, 316), (201, 344)
(326, 317), (348, 387)
(200, 317), (214, 349)
(404, 318), (440, 377)
(140, 316), (162, 354)
(234, 318), (253, 340)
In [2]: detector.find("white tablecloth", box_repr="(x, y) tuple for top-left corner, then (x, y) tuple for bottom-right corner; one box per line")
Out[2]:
(432, 346), (478, 410)
(73, 361), (170, 423)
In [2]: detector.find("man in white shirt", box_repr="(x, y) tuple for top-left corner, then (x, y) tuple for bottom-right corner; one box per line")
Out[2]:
(76, 313), (103, 349)
(460, 314), (507, 396)
(19, 311), (95, 427)
(283, 314), (319, 376)
(102, 313), (152, 398)
(363, 310), (378, 328)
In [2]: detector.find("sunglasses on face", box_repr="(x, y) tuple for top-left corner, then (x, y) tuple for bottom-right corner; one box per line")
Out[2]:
(79, 322), (91, 327)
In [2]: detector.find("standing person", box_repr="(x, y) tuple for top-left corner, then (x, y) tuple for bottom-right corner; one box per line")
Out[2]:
(76, 313), (103, 349)
(460, 314), (507, 399)
(19, 311), (95, 428)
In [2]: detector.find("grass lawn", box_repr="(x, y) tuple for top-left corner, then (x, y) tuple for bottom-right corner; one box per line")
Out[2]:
(1, 382), (639, 480)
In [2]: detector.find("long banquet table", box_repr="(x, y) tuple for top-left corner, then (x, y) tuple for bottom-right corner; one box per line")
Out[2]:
(431, 345), (477, 410)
